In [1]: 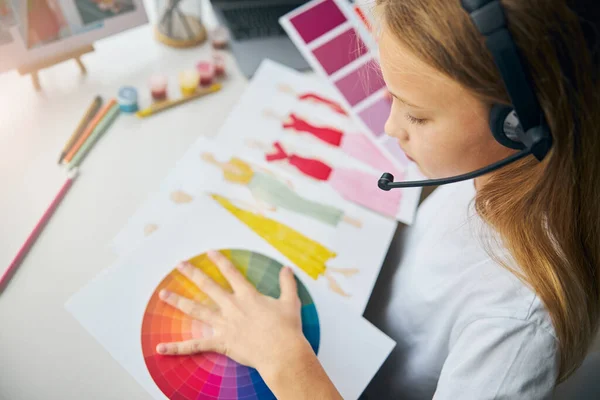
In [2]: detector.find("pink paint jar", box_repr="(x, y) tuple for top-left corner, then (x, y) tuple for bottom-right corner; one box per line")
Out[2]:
(149, 74), (168, 101)
(211, 26), (230, 49)
(213, 53), (226, 77)
(196, 61), (215, 86)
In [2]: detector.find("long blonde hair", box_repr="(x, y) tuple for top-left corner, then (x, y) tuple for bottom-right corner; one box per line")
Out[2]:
(377, 0), (600, 382)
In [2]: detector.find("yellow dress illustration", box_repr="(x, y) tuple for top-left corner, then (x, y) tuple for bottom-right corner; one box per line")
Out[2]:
(211, 193), (334, 280)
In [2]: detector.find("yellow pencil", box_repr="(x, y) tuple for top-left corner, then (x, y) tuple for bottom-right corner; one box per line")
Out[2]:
(136, 84), (222, 118)
(58, 96), (103, 164)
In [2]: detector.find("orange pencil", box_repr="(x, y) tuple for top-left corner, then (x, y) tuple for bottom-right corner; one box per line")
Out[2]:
(63, 99), (117, 164)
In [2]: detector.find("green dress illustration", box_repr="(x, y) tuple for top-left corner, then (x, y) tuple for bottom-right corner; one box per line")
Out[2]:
(223, 157), (346, 227)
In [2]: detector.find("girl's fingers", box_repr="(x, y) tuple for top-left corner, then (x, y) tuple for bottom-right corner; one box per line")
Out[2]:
(207, 250), (255, 295)
(177, 261), (230, 305)
(279, 266), (300, 306)
(156, 338), (222, 356)
(159, 289), (218, 323)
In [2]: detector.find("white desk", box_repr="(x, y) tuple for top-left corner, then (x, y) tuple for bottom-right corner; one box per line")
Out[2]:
(0, 9), (251, 398)
(2, 6), (598, 400)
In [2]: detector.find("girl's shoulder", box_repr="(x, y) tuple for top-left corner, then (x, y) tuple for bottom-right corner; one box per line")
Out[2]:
(451, 251), (557, 343)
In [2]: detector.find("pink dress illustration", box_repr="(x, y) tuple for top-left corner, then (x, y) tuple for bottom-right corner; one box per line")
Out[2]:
(266, 110), (399, 173)
(263, 141), (402, 218)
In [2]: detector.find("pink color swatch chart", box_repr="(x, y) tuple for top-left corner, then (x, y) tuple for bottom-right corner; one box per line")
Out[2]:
(280, 0), (410, 169)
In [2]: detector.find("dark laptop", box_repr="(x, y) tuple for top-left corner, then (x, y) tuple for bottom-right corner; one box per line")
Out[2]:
(211, 0), (311, 77)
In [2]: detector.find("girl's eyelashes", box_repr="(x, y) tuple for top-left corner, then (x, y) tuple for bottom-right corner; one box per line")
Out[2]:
(390, 95), (429, 125)
(406, 113), (428, 125)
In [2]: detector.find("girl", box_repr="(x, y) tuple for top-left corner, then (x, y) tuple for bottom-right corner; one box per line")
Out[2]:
(155, 1), (600, 399)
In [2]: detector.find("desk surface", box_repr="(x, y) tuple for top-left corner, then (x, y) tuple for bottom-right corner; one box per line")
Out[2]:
(0, 5), (403, 398)
(0, 12), (254, 398)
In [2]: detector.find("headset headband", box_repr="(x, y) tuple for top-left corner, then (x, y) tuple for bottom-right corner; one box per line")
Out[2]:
(461, 0), (552, 160)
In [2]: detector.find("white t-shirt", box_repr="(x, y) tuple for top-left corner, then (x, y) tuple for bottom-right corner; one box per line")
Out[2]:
(367, 180), (559, 399)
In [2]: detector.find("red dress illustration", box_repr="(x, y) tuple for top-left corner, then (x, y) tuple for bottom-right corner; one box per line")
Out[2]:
(283, 114), (343, 146)
(266, 142), (333, 180)
(297, 93), (348, 116)
(279, 84), (348, 116)
(264, 141), (402, 218)
(281, 113), (400, 172)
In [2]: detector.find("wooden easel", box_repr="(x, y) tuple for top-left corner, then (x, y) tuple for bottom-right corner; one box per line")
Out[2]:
(17, 45), (95, 91)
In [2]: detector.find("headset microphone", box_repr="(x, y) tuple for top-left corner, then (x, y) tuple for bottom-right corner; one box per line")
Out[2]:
(378, 0), (553, 191)
(378, 148), (532, 190)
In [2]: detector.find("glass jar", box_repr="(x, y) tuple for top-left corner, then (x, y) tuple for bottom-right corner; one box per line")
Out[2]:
(154, 0), (206, 48)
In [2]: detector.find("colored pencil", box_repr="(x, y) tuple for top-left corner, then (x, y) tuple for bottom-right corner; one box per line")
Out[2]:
(0, 169), (79, 293)
(63, 99), (117, 164)
(68, 104), (120, 169)
(136, 83), (222, 118)
(58, 96), (103, 164)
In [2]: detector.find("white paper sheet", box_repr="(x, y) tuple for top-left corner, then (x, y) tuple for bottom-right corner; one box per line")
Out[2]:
(112, 136), (397, 314)
(67, 195), (395, 400)
(216, 60), (422, 224)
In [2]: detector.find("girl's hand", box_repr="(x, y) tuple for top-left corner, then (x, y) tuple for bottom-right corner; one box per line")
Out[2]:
(156, 250), (310, 371)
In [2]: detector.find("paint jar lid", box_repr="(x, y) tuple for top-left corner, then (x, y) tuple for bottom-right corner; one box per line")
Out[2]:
(118, 86), (138, 106)
(211, 26), (230, 47)
(196, 61), (215, 75)
(179, 69), (200, 85)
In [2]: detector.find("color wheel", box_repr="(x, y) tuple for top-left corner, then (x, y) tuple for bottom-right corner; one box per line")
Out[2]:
(141, 249), (321, 400)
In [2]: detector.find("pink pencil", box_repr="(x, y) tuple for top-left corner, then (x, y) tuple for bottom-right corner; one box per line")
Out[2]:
(0, 168), (79, 292)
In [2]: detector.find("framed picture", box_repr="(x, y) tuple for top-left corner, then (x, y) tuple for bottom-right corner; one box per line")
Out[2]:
(0, 0), (147, 73)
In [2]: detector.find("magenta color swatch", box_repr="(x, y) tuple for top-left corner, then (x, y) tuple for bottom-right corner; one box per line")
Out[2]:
(312, 28), (368, 75)
(334, 61), (386, 106)
(289, 0), (347, 44)
(383, 137), (410, 166)
(358, 96), (392, 136)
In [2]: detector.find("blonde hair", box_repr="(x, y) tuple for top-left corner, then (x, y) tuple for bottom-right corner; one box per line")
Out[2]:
(377, 0), (600, 382)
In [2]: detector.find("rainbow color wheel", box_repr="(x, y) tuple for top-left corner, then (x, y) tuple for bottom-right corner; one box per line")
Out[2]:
(141, 249), (321, 400)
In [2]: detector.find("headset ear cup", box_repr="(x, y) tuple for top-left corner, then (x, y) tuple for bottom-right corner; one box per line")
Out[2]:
(489, 105), (526, 150)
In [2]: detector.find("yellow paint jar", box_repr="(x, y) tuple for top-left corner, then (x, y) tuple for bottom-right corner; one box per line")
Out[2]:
(179, 70), (200, 96)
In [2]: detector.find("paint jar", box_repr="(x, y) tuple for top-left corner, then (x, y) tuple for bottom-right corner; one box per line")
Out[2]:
(117, 86), (139, 113)
(211, 26), (230, 49)
(213, 52), (226, 77)
(179, 69), (200, 96)
(196, 61), (215, 86)
(149, 74), (168, 101)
